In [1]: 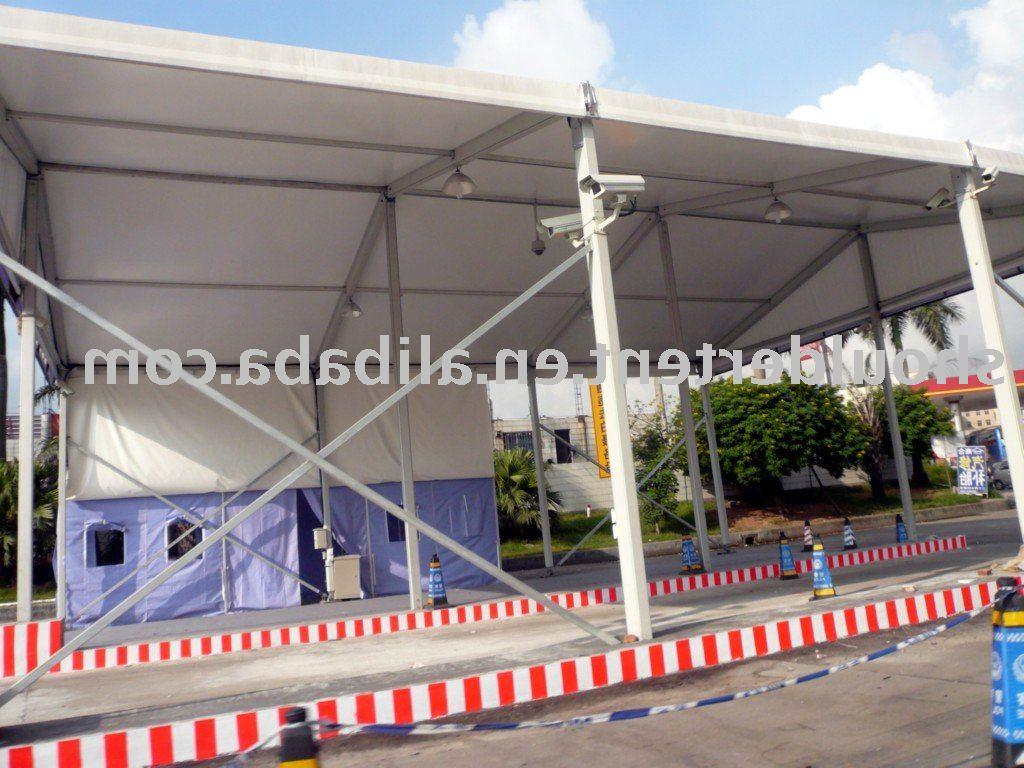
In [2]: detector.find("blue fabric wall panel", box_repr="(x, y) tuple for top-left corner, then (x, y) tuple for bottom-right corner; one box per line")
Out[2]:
(224, 490), (301, 613)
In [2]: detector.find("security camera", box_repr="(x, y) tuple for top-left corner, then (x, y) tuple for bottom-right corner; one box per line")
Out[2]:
(981, 166), (999, 185)
(538, 213), (585, 239)
(923, 187), (954, 211)
(579, 173), (646, 202)
(530, 234), (547, 256)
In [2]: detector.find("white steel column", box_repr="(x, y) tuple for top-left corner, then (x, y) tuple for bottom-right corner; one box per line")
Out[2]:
(701, 384), (730, 551)
(571, 117), (652, 641)
(16, 181), (39, 622)
(313, 384), (335, 599)
(656, 216), (712, 563)
(54, 388), (67, 619)
(857, 234), (917, 540)
(678, 383), (713, 565)
(385, 198), (423, 609)
(953, 167), (1024, 537)
(527, 372), (554, 571)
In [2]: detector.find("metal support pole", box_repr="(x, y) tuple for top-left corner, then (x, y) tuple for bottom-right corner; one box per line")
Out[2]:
(701, 384), (730, 552)
(385, 198), (423, 609)
(527, 372), (554, 571)
(678, 383), (713, 565)
(313, 384), (335, 599)
(656, 216), (712, 564)
(571, 117), (651, 641)
(219, 493), (230, 613)
(857, 234), (917, 539)
(955, 168), (1024, 538)
(54, 388), (67, 619)
(16, 181), (39, 622)
(0, 244), (615, 709)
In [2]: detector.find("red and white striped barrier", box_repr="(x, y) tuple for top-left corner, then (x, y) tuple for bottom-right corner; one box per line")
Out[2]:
(0, 619), (62, 679)
(36, 535), (967, 678)
(0, 576), (996, 768)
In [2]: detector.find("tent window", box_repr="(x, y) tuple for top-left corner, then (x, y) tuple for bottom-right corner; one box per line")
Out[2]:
(386, 512), (406, 543)
(91, 528), (124, 568)
(166, 518), (203, 561)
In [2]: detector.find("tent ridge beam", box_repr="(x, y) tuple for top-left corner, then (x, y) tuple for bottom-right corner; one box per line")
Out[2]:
(39, 162), (384, 195)
(659, 159), (924, 216)
(863, 203), (1024, 233)
(386, 112), (558, 197)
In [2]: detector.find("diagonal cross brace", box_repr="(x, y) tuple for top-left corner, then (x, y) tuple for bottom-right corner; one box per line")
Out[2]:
(0, 244), (615, 708)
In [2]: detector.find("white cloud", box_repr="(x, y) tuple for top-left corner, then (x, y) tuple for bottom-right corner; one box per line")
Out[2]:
(789, 0), (1024, 152)
(453, 0), (613, 85)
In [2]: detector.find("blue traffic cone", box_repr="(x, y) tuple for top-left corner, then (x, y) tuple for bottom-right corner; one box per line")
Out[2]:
(428, 553), (448, 607)
(802, 519), (814, 552)
(810, 538), (837, 600)
(778, 532), (798, 580)
(679, 535), (704, 574)
(278, 706), (320, 767)
(895, 514), (909, 543)
(842, 517), (857, 550)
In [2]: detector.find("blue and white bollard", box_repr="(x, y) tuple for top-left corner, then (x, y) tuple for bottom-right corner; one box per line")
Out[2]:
(810, 538), (836, 599)
(842, 517), (857, 551)
(428, 553), (448, 607)
(778, 532), (798, 580)
(895, 513), (909, 543)
(679, 535), (704, 574)
(992, 576), (1024, 766)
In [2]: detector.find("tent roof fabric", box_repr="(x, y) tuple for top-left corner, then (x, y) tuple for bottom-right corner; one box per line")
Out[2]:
(1, 5), (1023, 371)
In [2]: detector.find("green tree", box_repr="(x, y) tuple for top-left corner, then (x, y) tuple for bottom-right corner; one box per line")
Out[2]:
(685, 379), (865, 495)
(0, 458), (57, 583)
(492, 448), (561, 540)
(847, 387), (888, 500)
(631, 419), (680, 531)
(881, 385), (955, 486)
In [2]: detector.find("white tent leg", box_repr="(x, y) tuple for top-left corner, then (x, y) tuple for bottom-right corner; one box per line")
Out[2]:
(857, 235), (917, 540)
(54, 388), (67, 619)
(527, 372), (554, 571)
(313, 384), (335, 599)
(571, 117), (652, 641)
(954, 167), (1024, 537)
(701, 384), (730, 551)
(678, 383), (713, 565)
(385, 198), (423, 609)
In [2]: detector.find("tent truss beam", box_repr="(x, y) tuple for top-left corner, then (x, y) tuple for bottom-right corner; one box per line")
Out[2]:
(386, 112), (558, 197)
(0, 95), (38, 174)
(658, 159), (924, 216)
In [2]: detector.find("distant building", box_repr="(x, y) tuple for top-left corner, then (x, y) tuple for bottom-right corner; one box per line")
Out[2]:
(4, 413), (58, 459)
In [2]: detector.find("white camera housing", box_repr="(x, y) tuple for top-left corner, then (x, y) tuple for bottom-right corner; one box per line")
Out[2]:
(578, 173), (646, 201)
(981, 166), (999, 185)
(923, 187), (954, 211)
(538, 212), (585, 239)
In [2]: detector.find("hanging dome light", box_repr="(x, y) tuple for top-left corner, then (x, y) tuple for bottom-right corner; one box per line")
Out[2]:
(340, 297), (362, 318)
(442, 167), (476, 198)
(763, 185), (792, 224)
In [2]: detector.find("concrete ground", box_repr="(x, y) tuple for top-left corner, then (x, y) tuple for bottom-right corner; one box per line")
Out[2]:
(0, 510), (1015, 752)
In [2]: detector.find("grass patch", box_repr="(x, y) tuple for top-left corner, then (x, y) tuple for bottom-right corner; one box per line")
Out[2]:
(0, 583), (55, 603)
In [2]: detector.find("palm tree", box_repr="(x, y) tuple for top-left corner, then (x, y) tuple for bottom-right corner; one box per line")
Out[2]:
(842, 298), (965, 377)
(0, 308), (7, 463)
(0, 458), (57, 578)
(492, 448), (561, 539)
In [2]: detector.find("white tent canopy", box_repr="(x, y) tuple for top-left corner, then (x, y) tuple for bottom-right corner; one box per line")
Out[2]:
(0, 5), (1022, 375)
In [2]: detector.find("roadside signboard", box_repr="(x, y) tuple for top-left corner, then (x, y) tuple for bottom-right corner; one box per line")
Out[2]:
(956, 445), (988, 496)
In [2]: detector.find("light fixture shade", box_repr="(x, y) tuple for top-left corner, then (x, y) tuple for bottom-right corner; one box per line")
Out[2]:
(764, 197), (792, 224)
(442, 167), (476, 198)
(531, 234), (546, 256)
(341, 297), (362, 318)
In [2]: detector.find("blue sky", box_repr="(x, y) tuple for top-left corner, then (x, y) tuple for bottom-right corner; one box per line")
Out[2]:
(3, 0), (1023, 418)
(0, 0), (979, 116)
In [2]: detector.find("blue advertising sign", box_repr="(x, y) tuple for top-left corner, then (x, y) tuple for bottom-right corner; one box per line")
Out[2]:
(957, 445), (989, 496)
(992, 624), (1024, 747)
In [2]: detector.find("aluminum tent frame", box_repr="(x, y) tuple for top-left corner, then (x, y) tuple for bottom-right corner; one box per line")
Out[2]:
(0, 4), (1023, 704)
